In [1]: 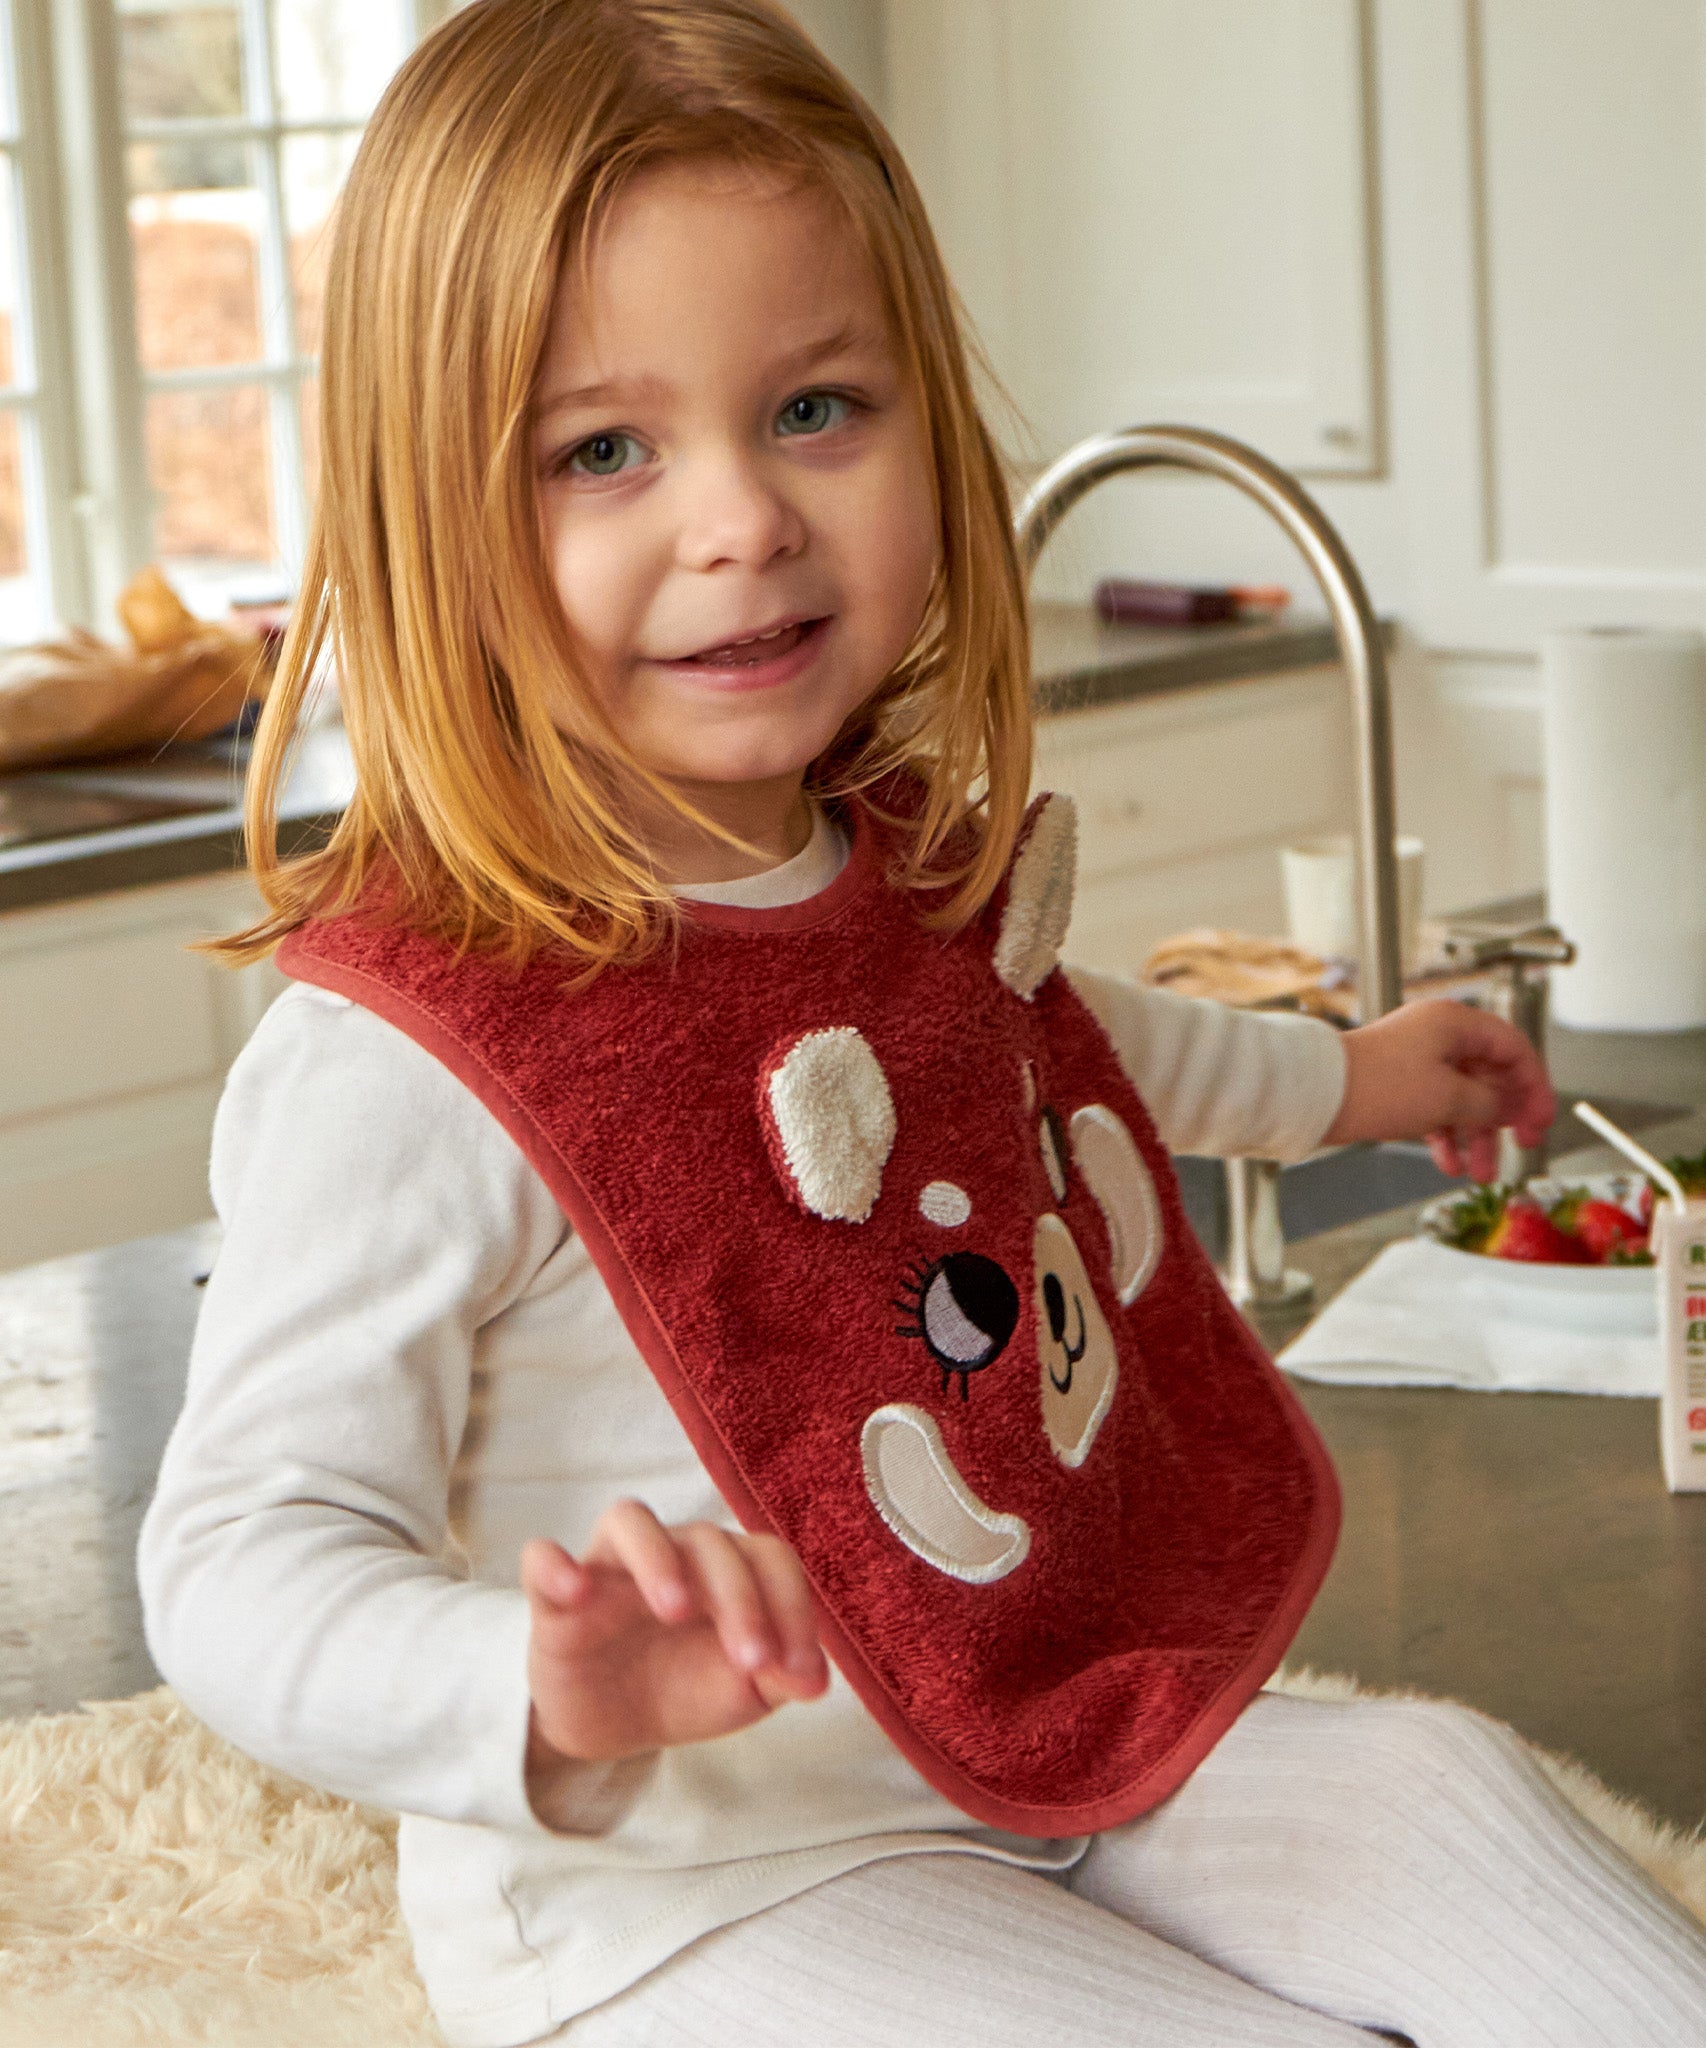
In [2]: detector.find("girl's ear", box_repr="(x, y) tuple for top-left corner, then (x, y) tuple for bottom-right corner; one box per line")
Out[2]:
(993, 793), (1077, 1000)
(761, 1026), (897, 1223)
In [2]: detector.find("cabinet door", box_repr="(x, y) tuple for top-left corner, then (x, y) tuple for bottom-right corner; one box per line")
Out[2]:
(1036, 668), (1355, 978)
(0, 873), (282, 1271)
(886, 0), (1380, 478)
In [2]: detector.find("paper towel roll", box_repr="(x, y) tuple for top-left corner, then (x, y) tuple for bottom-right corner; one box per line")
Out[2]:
(1543, 627), (1706, 1030)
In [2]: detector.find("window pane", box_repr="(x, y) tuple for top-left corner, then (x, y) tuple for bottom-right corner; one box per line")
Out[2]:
(0, 0), (17, 142)
(0, 152), (24, 390)
(274, 0), (408, 122)
(117, 0), (248, 130)
(129, 156), (265, 373)
(0, 408), (45, 641)
(147, 383), (275, 569)
(281, 129), (355, 355)
(0, 407), (23, 572)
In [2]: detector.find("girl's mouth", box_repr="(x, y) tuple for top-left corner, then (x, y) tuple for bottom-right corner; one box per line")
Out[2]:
(658, 615), (830, 688)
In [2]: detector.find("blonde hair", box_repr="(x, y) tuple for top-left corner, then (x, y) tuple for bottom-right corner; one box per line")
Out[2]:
(215, 0), (1033, 974)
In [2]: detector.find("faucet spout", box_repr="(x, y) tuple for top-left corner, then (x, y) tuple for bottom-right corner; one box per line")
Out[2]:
(1014, 424), (1403, 1023)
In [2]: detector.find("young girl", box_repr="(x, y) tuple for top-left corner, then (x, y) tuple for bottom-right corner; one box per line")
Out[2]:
(138, 4), (1706, 2044)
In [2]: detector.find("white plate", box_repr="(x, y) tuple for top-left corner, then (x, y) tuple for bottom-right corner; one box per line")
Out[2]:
(1417, 1174), (1657, 1332)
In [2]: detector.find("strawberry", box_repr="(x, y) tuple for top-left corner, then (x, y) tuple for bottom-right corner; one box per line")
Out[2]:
(1605, 1233), (1655, 1267)
(1484, 1199), (1591, 1264)
(1441, 1182), (1509, 1254)
(1574, 1198), (1647, 1263)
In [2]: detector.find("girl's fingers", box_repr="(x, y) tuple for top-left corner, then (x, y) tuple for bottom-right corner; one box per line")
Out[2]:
(584, 1498), (694, 1624)
(1442, 1070), (1501, 1135)
(1462, 1126), (1502, 1184)
(742, 1533), (828, 1689)
(528, 1510), (824, 1707)
(519, 1536), (587, 1610)
(1427, 1129), (1464, 1178)
(676, 1524), (775, 1675)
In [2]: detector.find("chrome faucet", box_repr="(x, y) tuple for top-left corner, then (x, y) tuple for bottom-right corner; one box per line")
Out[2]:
(1014, 425), (1403, 1310)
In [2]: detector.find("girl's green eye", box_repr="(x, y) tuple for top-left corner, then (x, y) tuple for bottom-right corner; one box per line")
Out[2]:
(777, 391), (851, 437)
(568, 432), (643, 478)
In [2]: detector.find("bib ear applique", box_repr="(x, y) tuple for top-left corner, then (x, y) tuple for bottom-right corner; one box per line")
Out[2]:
(993, 792), (1078, 1000)
(761, 1025), (896, 1222)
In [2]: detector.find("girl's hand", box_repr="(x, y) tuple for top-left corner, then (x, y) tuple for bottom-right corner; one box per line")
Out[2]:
(520, 1501), (829, 1775)
(1321, 996), (1556, 1184)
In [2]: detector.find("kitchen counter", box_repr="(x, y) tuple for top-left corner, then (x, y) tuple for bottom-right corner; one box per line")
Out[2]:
(1261, 1026), (1706, 1832)
(0, 604), (1340, 914)
(1028, 598), (1342, 713)
(0, 720), (353, 914)
(3, 1026), (1704, 1827)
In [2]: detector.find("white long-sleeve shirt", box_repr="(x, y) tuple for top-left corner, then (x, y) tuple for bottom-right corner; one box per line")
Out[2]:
(137, 808), (1347, 2048)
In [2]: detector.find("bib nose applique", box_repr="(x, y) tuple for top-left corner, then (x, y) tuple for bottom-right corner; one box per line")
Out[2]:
(1032, 1213), (1119, 1467)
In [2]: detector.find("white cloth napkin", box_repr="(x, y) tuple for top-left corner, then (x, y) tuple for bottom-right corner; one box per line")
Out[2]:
(1277, 1235), (1660, 1396)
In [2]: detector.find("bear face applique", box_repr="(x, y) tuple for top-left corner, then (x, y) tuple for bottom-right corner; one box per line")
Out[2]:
(759, 1015), (1163, 1586)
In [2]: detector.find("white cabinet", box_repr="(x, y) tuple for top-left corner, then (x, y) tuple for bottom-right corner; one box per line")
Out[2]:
(886, 0), (1380, 483)
(0, 872), (282, 1272)
(1037, 665), (1355, 978)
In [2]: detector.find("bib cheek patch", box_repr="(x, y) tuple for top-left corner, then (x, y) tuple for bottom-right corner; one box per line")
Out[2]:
(280, 782), (1339, 1837)
(861, 1404), (1032, 1584)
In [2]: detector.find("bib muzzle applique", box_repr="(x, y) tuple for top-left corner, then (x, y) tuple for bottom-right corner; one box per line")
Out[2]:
(279, 783), (1339, 1835)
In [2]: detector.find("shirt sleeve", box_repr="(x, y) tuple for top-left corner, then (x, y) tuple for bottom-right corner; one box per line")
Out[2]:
(135, 982), (649, 1837)
(1064, 966), (1347, 1163)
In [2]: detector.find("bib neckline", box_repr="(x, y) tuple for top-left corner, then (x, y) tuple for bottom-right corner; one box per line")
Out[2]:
(678, 796), (883, 936)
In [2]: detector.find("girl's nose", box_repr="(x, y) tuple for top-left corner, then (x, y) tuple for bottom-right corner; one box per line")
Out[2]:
(674, 454), (805, 572)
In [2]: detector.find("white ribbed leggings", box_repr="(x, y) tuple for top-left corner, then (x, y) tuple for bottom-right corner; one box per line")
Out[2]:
(564, 1693), (1706, 2047)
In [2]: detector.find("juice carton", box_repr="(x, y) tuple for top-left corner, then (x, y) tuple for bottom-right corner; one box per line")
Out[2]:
(1653, 1198), (1706, 1492)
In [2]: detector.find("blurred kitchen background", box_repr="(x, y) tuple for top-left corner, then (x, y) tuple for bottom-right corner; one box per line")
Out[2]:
(1, 0), (1703, 1268)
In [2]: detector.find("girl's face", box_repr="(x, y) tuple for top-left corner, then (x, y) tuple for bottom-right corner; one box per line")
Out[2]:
(532, 159), (940, 803)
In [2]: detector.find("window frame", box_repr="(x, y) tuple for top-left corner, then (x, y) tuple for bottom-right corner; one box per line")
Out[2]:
(0, 0), (88, 632)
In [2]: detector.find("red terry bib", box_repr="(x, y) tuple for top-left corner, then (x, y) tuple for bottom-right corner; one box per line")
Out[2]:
(278, 788), (1338, 1835)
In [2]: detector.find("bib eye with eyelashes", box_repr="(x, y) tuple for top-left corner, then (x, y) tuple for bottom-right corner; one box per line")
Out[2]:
(280, 783), (1339, 1836)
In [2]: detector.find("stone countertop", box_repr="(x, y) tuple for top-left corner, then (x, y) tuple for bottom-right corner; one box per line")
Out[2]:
(0, 604), (1340, 914)
(1028, 598), (1342, 714)
(1255, 1037), (1706, 1832)
(0, 721), (354, 914)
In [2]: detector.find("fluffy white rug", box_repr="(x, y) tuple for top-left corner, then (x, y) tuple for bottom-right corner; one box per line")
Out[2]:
(0, 1673), (1701, 2048)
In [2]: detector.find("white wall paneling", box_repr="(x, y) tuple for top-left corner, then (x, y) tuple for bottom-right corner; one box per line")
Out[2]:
(784, 0), (886, 109)
(1035, 666), (1356, 976)
(1384, 0), (1706, 649)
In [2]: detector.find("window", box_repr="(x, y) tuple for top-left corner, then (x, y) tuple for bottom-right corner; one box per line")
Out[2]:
(119, 0), (429, 616)
(0, 0), (452, 643)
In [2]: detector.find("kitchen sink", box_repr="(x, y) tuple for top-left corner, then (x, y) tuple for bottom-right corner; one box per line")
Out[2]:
(0, 740), (245, 851)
